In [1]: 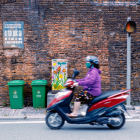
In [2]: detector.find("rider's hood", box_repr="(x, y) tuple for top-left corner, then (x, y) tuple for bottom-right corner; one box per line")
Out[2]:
(90, 68), (101, 74)
(97, 69), (101, 74)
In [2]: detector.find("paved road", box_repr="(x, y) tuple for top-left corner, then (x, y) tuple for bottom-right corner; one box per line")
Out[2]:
(0, 120), (140, 140)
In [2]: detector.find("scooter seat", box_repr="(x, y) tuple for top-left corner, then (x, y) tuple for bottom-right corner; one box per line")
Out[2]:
(88, 90), (122, 105)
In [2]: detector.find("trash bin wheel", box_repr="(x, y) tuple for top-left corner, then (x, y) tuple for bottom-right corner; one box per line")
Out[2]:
(45, 111), (65, 129)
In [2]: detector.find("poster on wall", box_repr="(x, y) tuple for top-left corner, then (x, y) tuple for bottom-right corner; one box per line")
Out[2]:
(52, 59), (67, 93)
(3, 21), (24, 48)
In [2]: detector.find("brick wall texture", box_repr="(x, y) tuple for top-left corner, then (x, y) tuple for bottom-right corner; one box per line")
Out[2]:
(0, 0), (140, 105)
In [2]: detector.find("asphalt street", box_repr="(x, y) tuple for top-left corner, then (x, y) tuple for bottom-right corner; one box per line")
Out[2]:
(0, 120), (140, 140)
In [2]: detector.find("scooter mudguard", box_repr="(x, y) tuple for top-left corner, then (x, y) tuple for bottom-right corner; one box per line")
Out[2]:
(104, 108), (123, 117)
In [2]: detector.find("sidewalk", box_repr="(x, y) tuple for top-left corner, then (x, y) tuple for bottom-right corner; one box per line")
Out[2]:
(0, 107), (46, 120)
(0, 106), (140, 120)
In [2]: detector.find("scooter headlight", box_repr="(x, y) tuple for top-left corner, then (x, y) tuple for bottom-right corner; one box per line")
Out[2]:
(47, 90), (72, 108)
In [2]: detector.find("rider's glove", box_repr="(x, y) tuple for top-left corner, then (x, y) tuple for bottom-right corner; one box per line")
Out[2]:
(73, 82), (78, 87)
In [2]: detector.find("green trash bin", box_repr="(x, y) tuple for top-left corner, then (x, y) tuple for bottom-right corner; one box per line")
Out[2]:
(31, 80), (47, 108)
(7, 80), (25, 109)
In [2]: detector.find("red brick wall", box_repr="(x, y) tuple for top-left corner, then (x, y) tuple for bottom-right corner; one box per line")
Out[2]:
(0, 0), (139, 105)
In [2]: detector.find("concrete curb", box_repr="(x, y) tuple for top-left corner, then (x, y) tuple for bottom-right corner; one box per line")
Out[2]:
(0, 105), (140, 120)
(125, 105), (135, 110)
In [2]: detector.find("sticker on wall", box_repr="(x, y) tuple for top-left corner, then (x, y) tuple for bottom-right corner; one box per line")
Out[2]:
(52, 59), (67, 91)
(3, 21), (24, 48)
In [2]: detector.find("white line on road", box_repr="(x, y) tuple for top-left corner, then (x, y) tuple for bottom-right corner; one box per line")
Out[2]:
(0, 121), (45, 124)
(126, 119), (140, 121)
(0, 119), (140, 124)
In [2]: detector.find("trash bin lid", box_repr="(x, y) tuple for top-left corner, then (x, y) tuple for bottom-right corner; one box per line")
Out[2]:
(31, 80), (47, 85)
(7, 80), (25, 86)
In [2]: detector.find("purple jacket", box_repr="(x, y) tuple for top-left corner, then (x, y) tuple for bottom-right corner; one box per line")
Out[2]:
(76, 68), (101, 96)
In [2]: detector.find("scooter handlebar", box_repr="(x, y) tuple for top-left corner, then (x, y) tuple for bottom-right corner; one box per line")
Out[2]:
(63, 79), (76, 88)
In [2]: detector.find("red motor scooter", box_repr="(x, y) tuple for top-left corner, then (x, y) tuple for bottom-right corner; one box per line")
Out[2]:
(45, 69), (130, 129)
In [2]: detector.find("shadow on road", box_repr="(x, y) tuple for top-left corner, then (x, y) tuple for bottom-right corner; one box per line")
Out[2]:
(45, 125), (125, 131)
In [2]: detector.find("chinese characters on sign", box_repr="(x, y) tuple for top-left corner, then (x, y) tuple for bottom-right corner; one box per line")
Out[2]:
(3, 22), (24, 48)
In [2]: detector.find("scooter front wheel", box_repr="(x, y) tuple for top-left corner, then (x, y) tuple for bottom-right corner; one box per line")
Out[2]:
(45, 111), (65, 129)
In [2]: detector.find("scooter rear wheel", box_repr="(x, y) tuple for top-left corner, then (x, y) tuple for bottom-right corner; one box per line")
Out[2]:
(107, 113), (125, 129)
(45, 111), (65, 129)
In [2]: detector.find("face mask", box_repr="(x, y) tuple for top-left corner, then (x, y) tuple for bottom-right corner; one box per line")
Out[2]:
(86, 62), (91, 68)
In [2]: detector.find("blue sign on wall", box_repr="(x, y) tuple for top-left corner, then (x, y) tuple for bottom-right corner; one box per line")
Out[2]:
(3, 21), (24, 48)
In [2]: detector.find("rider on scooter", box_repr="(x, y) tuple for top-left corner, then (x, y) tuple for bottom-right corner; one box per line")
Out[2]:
(67, 56), (102, 118)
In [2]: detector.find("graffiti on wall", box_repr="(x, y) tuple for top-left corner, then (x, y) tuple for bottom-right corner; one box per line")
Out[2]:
(52, 59), (67, 90)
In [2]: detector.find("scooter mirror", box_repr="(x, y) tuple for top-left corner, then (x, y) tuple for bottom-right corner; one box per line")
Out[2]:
(72, 68), (79, 79)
